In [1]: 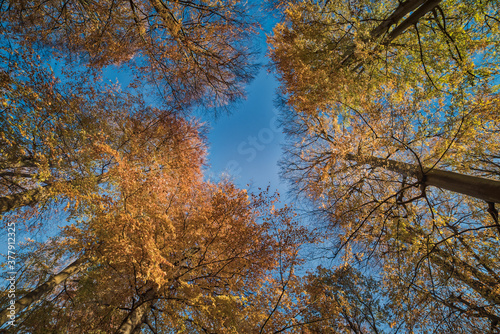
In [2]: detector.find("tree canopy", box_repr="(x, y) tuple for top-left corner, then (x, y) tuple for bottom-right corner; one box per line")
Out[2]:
(1, 0), (260, 110)
(270, 0), (500, 331)
(1, 0), (500, 332)
(0, 44), (310, 331)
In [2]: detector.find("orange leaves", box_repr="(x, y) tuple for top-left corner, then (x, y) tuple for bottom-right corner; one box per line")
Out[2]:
(2, 0), (259, 110)
(0, 2), (322, 332)
(52, 110), (306, 309)
(52, 158), (309, 330)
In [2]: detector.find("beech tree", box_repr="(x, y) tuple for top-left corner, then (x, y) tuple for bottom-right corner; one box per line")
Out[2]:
(0, 66), (211, 328)
(275, 88), (500, 331)
(300, 266), (394, 333)
(1, 0), (259, 110)
(1, 49), (110, 218)
(0, 1), (319, 332)
(0, 128), (308, 332)
(0, 43), (205, 231)
(269, 0), (500, 209)
(270, 0), (500, 114)
(269, 0), (500, 331)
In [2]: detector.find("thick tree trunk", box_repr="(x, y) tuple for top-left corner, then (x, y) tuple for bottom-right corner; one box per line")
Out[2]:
(345, 153), (500, 203)
(0, 257), (88, 326)
(371, 0), (429, 38)
(342, 0), (442, 65)
(385, 0), (442, 42)
(115, 289), (155, 334)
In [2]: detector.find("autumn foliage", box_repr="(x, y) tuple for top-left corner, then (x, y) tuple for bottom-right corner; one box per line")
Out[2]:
(1, 0), (258, 109)
(1, 0), (500, 333)
(0, 52), (309, 330)
(270, 0), (500, 332)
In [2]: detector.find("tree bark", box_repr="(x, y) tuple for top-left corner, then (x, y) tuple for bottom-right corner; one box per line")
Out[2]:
(341, 0), (442, 65)
(115, 289), (155, 334)
(385, 0), (442, 42)
(345, 153), (500, 203)
(0, 257), (88, 326)
(370, 0), (429, 39)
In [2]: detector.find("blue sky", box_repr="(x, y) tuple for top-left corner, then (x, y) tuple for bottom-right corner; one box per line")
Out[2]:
(203, 8), (287, 194)
(206, 68), (286, 193)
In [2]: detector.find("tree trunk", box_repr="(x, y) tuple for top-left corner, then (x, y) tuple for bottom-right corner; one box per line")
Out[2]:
(115, 289), (155, 334)
(345, 153), (500, 203)
(342, 0), (442, 65)
(385, 0), (442, 42)
(0, 257), (88, 326)
(370, 0), (429, 39)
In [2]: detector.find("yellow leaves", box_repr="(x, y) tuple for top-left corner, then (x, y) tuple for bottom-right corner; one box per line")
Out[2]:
(284, 3), (301, 20)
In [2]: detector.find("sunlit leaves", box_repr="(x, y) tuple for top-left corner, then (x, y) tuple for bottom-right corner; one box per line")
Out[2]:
(269, 0), (500, 115)
(270, 1), (500, 331)
(1, 0), (259, 110)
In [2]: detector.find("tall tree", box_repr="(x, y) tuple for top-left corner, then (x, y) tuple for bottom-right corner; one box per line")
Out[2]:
(269, 0), (500, 331)
(1, 48), (110, 218)
(1, 87), (310, 331)
(0, 77), (209, 329)
(300, 265), (395, 333)
(0, 43), (205, 232)
(1, 0), (260, 110)
(269, 0), (500, 114)
(276, 88), (500, 331)
(1, 149), (307, 332)
(269, 0), (500, 206)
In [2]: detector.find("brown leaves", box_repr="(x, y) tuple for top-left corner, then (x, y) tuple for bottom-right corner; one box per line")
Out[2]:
(3, 103), (310, 331)
(27, 179), (308, 332)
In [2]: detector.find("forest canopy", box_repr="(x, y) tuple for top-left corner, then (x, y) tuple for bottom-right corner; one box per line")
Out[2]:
(270, 0), (500, 332)
(1, 0), (500, 333)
